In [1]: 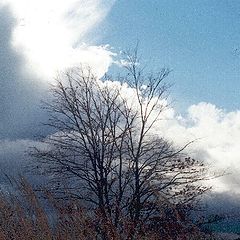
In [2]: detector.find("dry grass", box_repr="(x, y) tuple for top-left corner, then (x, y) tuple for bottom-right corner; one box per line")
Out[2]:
(0, 178), (214, 240)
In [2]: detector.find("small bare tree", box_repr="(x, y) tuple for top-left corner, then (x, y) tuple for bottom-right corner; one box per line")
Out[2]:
(32, 51), (211, 238)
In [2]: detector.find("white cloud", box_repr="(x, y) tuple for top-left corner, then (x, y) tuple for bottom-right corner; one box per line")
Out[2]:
(100, 84), (240, 193)
(118, 89), (240, 194)
(157, 102), (240, 193)
(0, 0), (115, 80)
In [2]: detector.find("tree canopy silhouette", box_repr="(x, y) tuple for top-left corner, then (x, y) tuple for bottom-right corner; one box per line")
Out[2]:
(32, 50), (212, 238)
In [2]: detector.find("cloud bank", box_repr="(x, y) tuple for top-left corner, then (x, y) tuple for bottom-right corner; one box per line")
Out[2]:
(95, 82), (240, 193)
(0, 0), (239, 196)
(0, 0), (116, 177)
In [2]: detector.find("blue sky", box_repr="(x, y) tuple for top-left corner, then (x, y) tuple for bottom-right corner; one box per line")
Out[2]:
(95, 0), (240, 111)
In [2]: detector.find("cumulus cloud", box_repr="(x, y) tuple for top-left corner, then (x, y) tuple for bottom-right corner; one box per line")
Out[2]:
(0, 0), (117, 189)
(98, 83), (240, 193)
(0, 0), (115, 139)
(0, 0), (115, 80)
(157, 102), (240, 193)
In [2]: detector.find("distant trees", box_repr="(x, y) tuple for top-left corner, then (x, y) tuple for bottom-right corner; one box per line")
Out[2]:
(32, 50), (211, 238)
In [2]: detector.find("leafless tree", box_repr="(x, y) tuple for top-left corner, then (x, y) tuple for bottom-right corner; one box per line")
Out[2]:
(32, 50), (212, 238)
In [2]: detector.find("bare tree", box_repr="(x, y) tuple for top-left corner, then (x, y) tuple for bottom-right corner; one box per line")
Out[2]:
(32, 51), (211, 238)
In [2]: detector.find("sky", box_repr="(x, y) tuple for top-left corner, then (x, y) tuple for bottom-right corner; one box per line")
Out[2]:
(0, 0), (240, 194)
(100, 0), (240, 111)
